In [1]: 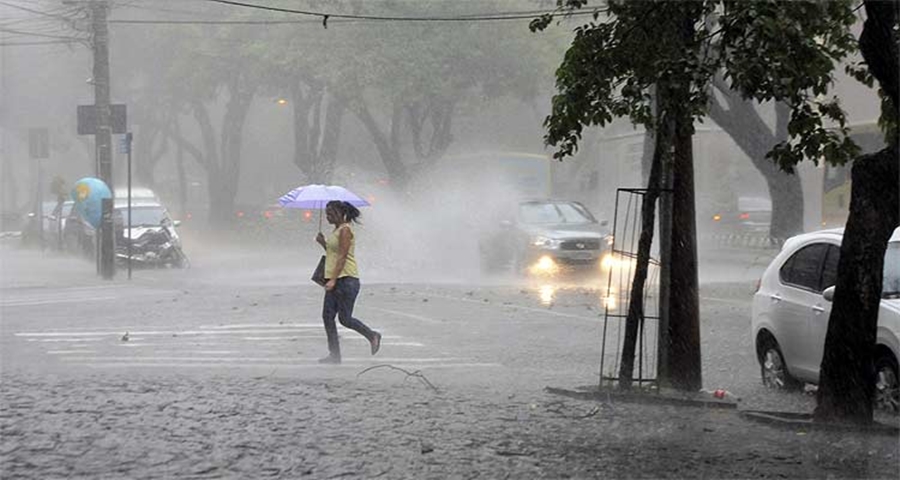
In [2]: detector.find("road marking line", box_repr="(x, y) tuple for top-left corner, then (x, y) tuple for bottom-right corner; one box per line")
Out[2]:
(366, 306), (442, 324)
(421, 292), (602, 322)
(198, 323), (322, 330)
(48, 350), (96, 355)
(80, 362), (503, 370)
(61, 356), (469, 363)
(242, 336), (314, 341)
(0, 286), (176, 307)
(700, 296), (750, 305)
(2, 296), (119, 307)
(30, 338), (104, 343)
(2, 285), (130, 295)
(15, 328), (320, 337)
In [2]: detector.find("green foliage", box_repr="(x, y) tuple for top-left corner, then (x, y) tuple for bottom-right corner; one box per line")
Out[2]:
(537, 0), (866, 170)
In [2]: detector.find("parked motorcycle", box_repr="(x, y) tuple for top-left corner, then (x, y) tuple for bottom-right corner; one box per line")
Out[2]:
(115, 222), (189, 269)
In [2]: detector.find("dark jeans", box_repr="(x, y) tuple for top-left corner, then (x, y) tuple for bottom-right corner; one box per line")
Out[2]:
(322, 277), (374, 358)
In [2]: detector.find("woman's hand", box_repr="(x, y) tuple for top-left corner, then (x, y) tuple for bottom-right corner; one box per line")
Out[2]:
(316, 232), (326, 248)
(325, 279), (337, 291)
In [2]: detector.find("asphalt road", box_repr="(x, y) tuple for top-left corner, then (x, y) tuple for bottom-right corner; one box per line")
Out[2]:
(2, 242), (897, 479)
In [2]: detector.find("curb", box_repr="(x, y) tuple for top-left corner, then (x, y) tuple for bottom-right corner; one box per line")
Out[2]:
(545, 386), (739, 410)
(739, 410), (900, 436)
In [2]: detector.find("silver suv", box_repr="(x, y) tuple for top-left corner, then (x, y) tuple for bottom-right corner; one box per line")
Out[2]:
(479, 200), (611, 276)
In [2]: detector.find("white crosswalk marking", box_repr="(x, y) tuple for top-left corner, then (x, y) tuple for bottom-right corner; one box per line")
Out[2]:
(12, 322), (487, 370)
(1, 285), (177, 307)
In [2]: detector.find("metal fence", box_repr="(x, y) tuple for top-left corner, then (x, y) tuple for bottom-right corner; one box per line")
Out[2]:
(599, 188), (667, 389)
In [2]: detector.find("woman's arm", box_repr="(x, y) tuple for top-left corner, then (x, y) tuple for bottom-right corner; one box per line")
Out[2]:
(316, 232), (326, 250)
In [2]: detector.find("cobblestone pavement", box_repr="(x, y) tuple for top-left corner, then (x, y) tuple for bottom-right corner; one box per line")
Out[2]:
(2, 245), (898, 478)
(2, 373), (898, 479)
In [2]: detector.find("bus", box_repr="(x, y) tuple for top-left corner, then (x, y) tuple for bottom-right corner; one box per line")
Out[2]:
(439, 151), (554, 199)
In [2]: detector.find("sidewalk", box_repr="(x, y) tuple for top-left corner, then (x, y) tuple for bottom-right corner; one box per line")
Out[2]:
(0, 243), (115, 290)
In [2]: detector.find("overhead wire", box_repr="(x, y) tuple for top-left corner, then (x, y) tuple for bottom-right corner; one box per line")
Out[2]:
(201, 0), (606, 23)
(0, 38), (80, 46)
(0, 2), (81, 28)
(0, 0), (76, 22)
(0, 26), (84, 41)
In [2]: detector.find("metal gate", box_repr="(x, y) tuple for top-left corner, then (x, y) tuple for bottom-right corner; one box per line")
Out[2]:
(598, 188), (665, 389)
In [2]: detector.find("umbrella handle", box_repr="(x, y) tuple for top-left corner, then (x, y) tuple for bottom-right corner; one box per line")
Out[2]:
(318, 208), (323, 233)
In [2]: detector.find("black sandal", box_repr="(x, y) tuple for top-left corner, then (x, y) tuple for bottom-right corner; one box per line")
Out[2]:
(370, 332), (382, 355)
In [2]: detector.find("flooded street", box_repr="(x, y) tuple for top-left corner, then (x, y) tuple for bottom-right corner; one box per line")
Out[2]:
(2, 241), (897, 478)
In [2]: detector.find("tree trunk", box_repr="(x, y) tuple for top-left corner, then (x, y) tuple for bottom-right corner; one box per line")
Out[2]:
(292, 83), (346, 184)
(408, 98), (455, 166)
(353, 100), (409, 188)
(815, 0), (899, 423)
(814, 146), (899, 423)
(174, 118), (188, 219)
(666, 104), (703, 391)
(190, 76), (254, 229)
(1, 153), (16, 211)
(133, 126), (167, 189)
(207, 166), (238, 228)
(708, 88), (804, 240)
(211, 86), (252, 229)
(314, 94), (346, 182)
(660, 8), (703, 392)
(619, 109), (672, 389)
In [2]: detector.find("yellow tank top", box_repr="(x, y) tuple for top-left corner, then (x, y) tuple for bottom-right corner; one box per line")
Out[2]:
(324, 224), (359, 279)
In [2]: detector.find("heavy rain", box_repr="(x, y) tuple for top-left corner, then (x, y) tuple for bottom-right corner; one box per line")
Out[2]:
(1, 1), (898, 478)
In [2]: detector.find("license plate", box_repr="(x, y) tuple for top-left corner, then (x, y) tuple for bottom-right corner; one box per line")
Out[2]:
(570, 251), (595, 260)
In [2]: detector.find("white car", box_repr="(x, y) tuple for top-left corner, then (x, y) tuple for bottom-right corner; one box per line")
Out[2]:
(751, 227), (900, 412)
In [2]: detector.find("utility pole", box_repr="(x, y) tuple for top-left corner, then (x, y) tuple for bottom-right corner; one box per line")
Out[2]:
(91, 0), (111, 185)
(90, 0), (115, 279)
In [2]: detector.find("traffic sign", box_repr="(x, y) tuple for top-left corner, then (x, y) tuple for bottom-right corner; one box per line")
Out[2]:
(117, 134), (131, 154)
(77, 104), (127, 135)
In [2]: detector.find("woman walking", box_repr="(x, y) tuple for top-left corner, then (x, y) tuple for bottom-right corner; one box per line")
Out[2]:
(315, 200), (382, 364)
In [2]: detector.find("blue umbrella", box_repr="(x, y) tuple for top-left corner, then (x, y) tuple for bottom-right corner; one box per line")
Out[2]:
(278, 184), (370, 231)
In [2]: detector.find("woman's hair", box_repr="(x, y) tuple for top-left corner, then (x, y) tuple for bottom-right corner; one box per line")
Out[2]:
(326, 200), (361, 224)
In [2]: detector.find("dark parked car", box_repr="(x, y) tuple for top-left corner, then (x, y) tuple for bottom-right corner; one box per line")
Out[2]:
(706, 195), (772, 235)
(479, 200), (612, 276)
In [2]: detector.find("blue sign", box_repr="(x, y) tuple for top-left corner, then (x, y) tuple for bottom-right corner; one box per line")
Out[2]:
(118, 134), (131, 155)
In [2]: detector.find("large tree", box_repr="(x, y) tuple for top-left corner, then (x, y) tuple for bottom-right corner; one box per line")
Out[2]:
(534, 0), (862, 393)
(814, 0), (899, 424)
(708, 90), (803, 241)
(126, 22), (261, 228)
(332, 1), (563, 188)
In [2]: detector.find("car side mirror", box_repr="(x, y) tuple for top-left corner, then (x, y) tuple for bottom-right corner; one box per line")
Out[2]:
(173, 220), (182, 227)
(823, 285), (835, 302)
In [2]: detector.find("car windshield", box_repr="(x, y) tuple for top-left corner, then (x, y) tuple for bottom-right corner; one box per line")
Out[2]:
(121, 207), (168, 227)
(884, 241), (900, 298)
(518, 202), (596, 225)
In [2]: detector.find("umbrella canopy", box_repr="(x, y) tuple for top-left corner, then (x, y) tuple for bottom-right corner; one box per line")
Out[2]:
(278, 184), (370, 209)
(71, 177), (111, 229)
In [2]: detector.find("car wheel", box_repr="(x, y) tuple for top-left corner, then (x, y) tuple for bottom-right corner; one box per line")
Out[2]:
(874, 353), (899, 413)
(758, 336), (801, 391)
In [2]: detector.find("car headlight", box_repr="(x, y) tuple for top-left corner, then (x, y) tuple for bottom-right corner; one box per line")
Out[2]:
(532, 236), (561, 248)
